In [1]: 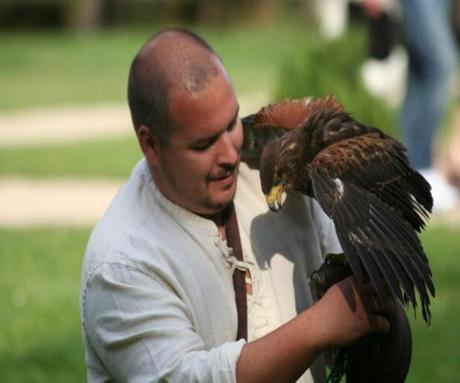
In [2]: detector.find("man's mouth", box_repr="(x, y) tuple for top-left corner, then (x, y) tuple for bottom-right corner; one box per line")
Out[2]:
(212, 172), (232, 181)
(208, 171), (236, 187)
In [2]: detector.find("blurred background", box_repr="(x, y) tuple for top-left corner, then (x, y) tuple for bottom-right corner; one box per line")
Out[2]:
(0, 0), (459, 381)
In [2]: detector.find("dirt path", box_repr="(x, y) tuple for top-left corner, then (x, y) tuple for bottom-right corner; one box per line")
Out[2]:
(0, 104), (131, 147)
(0, 94), (459, 227)
(0, 91), (269, 226)
(1, 175), (457, 227)
(0, 92), (268, 146)
(0, 177), (120, 227)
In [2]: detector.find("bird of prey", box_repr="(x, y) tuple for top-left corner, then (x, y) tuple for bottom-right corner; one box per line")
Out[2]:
(241, 96), (435, 323)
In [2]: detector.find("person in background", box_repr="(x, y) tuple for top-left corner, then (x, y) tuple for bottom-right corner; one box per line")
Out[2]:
(363, 0), (459, 212)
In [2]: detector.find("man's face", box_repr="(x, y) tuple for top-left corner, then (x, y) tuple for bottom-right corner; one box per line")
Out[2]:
(151, 72), (243, 216)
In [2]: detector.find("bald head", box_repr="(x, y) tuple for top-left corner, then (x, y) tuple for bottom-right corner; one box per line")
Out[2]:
(128, 28), (226, 147)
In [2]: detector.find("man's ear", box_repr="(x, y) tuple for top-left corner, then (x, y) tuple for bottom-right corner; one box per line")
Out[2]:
(137, 125), (160, 166)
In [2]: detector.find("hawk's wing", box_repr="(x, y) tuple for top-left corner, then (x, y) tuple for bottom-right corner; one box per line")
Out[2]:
(309, 134), (434, 322)
(311, 132), (432, 231)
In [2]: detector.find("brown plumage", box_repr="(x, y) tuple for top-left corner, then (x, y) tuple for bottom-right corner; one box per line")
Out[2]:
(242, 97), (315, 168)
(241, 96), (434, 323)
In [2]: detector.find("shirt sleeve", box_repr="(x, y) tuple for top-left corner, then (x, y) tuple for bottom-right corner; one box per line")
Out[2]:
(308, 198), (343, 256)
(82, 262), (245, 383)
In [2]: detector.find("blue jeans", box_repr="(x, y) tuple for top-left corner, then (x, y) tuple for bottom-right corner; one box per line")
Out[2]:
(400, 0), (457, 169)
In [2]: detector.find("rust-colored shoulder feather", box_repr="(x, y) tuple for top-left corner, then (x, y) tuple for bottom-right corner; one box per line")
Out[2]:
(241, 96), (340, 168)
(303, 94), (344, 115)
(244, 95), (344, 131)
(244, 97), (312, 130)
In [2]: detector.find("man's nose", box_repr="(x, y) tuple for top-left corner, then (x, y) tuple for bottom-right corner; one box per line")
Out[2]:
(217, 132), (239, 166)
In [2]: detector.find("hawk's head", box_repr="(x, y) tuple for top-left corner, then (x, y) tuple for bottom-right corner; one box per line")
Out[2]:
(260, 135), (301, 211)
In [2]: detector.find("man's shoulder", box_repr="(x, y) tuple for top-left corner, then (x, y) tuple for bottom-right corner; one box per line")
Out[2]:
(82, 159), (160, 271)
(81, 206), (173, 290)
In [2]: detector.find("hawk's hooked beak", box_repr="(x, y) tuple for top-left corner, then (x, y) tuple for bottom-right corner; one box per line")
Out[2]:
(266, 184), (287, 211)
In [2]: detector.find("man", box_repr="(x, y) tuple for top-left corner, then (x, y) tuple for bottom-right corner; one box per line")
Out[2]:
(80, 28), (389, 382)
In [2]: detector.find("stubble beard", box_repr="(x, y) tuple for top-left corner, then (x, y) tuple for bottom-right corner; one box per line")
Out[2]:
(158, 165), (238, 215)
(202, 178), (238, 213)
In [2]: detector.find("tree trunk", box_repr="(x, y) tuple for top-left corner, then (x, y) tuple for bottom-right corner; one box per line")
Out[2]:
(67, 0), (105, 31)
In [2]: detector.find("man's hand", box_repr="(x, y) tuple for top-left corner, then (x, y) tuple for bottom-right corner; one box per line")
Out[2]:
(236, 276), (392, 383)
(313, 276), (391, 349)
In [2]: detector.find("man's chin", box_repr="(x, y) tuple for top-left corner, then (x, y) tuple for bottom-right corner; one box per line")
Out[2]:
(195, 202), (231, 219)
(202, 189), (237, 214)
(207, 197), (234, 213)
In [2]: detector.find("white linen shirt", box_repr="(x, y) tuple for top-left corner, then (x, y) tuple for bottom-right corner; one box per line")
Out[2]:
(80, 159), (342, 383)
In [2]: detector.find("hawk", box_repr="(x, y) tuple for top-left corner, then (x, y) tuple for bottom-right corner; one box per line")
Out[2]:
(241, 96), (434, 323)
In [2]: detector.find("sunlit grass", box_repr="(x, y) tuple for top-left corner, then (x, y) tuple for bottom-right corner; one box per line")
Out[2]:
(406, 224), (460, 382)
(0, 136), (140, 179)
(0, 21), (311, 178)
(0, 227), (89, 382)
(1, 18), (459, 383)
(0, 23), (309, 111)
(0, 224), (458, 381)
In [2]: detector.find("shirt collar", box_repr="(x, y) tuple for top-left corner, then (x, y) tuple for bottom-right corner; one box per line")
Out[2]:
(137, 158), (221, 237)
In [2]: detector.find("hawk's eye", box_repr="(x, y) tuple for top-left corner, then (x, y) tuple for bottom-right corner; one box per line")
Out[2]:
(274, 172), (282, 185)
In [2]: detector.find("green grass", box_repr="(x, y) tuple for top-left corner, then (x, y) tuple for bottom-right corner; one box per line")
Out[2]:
(0, 136), (140, 179)
(274, 26), (397, 137)
(0, 22), (309, 111)
(406, 224), (460, 382)
(0, 224), (458, 381)
(0, 227), (90, 382)
(0, 21), (313, 179)
(2, 18), (459, 383)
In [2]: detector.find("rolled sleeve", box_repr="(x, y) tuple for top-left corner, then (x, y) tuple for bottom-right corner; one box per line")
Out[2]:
(82, 262), (245, 382)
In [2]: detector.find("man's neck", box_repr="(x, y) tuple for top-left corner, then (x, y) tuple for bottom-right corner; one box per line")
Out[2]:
(198, 210), (226, 239)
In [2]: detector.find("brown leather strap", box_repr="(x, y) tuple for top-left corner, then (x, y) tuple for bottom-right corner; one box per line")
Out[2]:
(224, 203), (248, 341)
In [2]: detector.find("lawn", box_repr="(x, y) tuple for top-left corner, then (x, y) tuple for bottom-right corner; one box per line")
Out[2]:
(0, 21), (316, 179)
(0, 224), (458, 381)
(407, 225), (460, 382)
(1, 18), (458, 382)
(0, 227), (89, 382)
(0, 22), (310, 111)
(0, 136), (140, 179)
(0, 21), (400, 180)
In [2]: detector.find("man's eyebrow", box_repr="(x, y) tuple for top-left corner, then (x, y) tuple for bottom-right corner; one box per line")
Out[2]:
(189, 105), (240, 147)
(226, 105), (240, 130)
